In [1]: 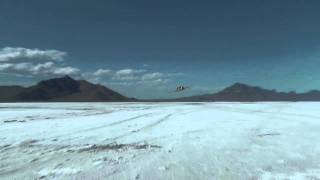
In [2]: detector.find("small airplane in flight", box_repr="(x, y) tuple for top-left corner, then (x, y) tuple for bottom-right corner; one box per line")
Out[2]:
(175, 85), (190, 92)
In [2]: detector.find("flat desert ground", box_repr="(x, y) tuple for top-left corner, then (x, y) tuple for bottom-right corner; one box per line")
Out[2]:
(1, 102), (320, 180)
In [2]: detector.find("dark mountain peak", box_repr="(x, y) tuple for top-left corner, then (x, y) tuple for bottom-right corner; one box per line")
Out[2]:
(62, 75), (72, 79)
(0, 76), (133, 102)
(221, 83), (262, 94)
(38, 76), (77, 86)
(231, 82), (250, 87)
(228, 82), (252, 89)
(17, 76), (80, 101)
(36, 76), (80, 94)
(61, 75), (75, 82)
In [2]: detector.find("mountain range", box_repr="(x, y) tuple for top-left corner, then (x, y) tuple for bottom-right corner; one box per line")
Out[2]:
(0, 76), (134, 102)
(171, 83), (320, 102)
(1, 76), (320, 102)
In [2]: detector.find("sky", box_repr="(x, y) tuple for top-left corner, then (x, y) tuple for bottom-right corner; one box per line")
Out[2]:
(0, 0), (320, 99)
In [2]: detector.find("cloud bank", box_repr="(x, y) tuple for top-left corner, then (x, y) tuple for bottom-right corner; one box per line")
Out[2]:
(87, 68), (183, 87)
(0, 47), (66, 62)
(0, 47), (79, 77)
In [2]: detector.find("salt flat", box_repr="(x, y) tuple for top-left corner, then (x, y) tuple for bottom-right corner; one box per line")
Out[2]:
(1, 102), (320, 180)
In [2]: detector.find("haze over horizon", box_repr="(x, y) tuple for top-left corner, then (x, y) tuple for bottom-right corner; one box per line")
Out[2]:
(1, 0), (320, 99)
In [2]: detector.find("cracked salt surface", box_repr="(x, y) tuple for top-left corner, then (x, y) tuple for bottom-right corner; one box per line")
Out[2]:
(1, 102), (320, 179)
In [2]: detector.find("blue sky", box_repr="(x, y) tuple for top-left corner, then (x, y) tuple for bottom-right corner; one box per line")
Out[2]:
(0, 0), (320, 99)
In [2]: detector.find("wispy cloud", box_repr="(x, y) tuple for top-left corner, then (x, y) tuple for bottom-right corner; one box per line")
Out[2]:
(0, 47), (79, 77)
(88, 68), (183, 86)
(139, 72), (184, 85)
(113, 69), (147, 81)
(0, 62), (79, 77)
(93, 69), (112, 76)
(0, 47), (66, 62)
(141, 72), (163, 81)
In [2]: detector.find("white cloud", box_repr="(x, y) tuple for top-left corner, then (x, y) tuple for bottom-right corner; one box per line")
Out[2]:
(141, 72), (163, 81)
(53, 66), (80, 75)
(0, 63), (12, 71)
(138, 78), (169, 85)
(115, 69), (146, 76)
(108, 81), (133, 86)
(113, 69), (147, 81)
(0, 47), (79, 77)
(139, 72), (184, 85)
(88, 67), (184, 87)
(0, 47), (66, 62)
(93, 69), (112, 76)
(31, 62), (55, 74)
(0, 62), (80, 76)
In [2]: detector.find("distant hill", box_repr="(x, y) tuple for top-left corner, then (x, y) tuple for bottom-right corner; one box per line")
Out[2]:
(0, 76), (134, 102)
(0, 85), (25, 102)
(1, 78), (320, 102)
(170, 83), (320, 102)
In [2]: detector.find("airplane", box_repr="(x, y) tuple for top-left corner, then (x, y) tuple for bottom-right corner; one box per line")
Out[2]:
(175, 85), (189, 92)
